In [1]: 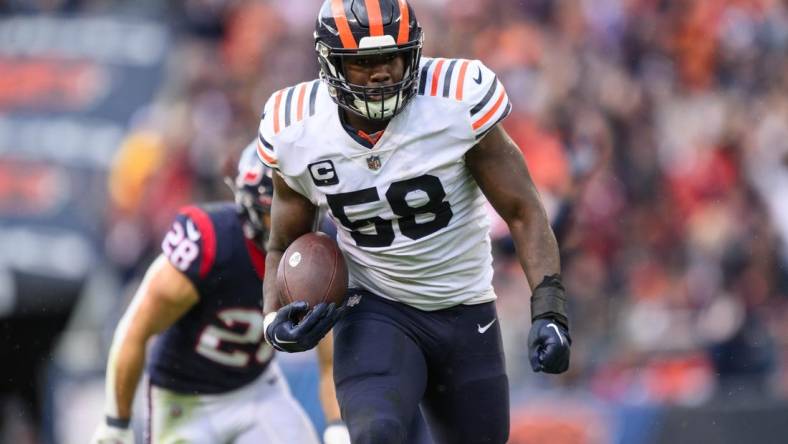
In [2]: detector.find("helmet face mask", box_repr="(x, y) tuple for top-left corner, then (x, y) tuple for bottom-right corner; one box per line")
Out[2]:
(314, 0), (423, 121)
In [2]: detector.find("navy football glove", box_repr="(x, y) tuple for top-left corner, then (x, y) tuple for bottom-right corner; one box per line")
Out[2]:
(528, 318), (571, 373)
(264, 301), (339, 353)
(528, 274), (571, 374)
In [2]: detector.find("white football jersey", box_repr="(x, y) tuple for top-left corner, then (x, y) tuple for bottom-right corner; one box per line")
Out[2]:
(257, 57), (511, 310)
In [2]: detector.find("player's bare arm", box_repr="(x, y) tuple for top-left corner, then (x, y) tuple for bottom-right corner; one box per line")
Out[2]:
(92, 256), (197, 443)
(466, 124), (571, 374)
(262, 171), (318, 314)
(465, 124), (560, 287)
(106, 256), (198, 419)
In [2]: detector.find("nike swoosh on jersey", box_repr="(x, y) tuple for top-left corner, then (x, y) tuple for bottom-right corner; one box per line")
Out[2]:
(477, 318), (496, 334)
(547, 323), (565, 346)
(473, 67), (483, 84)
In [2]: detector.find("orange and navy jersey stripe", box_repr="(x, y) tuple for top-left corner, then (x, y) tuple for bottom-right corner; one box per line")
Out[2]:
(469, 75), (511, 139)
(418, 57), (512, 138)
(417, 58), (473, 100)
(257, 79), (322, 169)
(256, 131), (277, 169)
(268, 80), (321, 135)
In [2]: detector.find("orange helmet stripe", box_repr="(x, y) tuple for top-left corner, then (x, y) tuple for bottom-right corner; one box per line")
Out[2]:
(396, 0), (410, 44)
(455, 60), (469, 100)
(364, 0), (384, 36)
(331, 0), (358, 49)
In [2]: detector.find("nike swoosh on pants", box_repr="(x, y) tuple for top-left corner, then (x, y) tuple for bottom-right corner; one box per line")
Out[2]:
(477, 318), (496, 334)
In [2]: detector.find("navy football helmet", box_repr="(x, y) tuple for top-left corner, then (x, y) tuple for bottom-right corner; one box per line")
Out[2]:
(225, 143), (274, 244)
(315, 0), (423, 120)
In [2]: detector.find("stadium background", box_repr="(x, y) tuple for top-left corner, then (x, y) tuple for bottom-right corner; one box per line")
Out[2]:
(0, 0), (787, 443)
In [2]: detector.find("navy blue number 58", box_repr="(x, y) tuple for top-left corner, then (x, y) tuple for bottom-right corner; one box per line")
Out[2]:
(326, 174), (453, 247)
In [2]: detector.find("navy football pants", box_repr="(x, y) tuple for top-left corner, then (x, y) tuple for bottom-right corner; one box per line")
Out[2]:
(333, 291), (509, 444)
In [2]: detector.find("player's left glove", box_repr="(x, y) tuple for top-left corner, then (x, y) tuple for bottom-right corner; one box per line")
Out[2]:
(528, 274), (571, 374)
(323, 420), (351, 444)
(263, 301), (340, 353)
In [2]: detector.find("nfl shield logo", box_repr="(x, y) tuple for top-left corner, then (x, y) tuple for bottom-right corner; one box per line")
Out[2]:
(366, 155), (382, 170)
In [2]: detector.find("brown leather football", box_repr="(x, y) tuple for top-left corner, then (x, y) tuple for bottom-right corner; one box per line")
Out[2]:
(276, 232), (348, 308)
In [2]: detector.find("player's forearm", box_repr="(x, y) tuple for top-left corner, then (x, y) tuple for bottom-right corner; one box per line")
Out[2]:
(507, 213), (561, 291)
(105, 329), (148, 420)
(263, 250), (284, 314)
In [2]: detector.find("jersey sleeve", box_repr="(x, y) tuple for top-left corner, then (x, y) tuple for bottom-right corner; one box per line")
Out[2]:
(160, 206), (217, 285)
(256, 84), (320, 202)
(256, 93), (280, 170)
(460, 60), (512, 140)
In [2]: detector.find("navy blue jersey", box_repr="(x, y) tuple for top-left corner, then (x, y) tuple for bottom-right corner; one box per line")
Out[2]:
(148, 203), (272, 394)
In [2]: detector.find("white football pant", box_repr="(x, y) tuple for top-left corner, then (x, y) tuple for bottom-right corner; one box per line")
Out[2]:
(146, 362), (320, 444)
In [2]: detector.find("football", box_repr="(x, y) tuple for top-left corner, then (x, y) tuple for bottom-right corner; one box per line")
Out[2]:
(276, 232), (348, 308)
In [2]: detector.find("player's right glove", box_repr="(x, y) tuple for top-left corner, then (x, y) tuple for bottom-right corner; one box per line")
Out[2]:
(264, 301), (340, 352)
(90, 417), (134, 444)
(527, 274), (571, 374)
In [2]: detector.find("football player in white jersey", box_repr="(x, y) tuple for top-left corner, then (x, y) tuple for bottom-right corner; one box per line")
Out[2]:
(91, 145), (350, 444)
(259, 1), (571, 443)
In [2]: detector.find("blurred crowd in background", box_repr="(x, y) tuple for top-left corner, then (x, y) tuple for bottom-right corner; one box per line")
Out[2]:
(105, 0), (788, 402)
(2, 0), (788, 443)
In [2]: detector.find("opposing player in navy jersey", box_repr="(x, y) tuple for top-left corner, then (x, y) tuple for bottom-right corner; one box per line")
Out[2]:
(257, 1), (572, 443)
(91, 146), (350, 444)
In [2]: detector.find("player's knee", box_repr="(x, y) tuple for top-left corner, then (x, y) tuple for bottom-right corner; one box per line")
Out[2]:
(349, 415), (407, 444)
